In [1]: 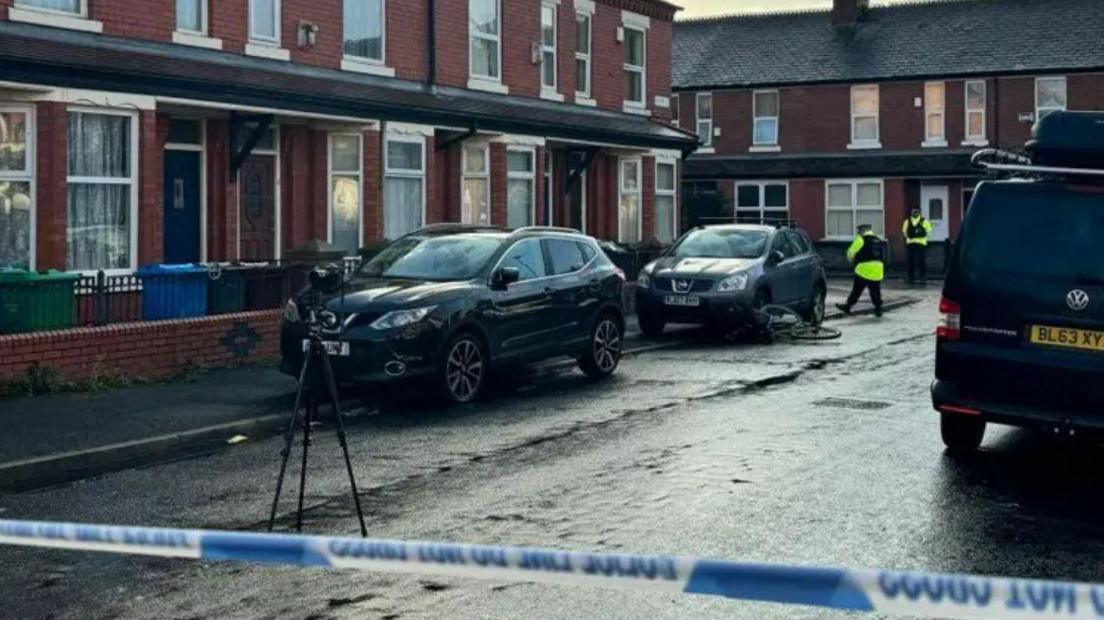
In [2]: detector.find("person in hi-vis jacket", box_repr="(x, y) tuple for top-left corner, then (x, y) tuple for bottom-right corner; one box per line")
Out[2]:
(902, 207), (933, 284)
(836, 224), (885, 318)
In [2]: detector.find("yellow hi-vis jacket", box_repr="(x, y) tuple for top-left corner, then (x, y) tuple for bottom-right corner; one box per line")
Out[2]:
(846, 231), (885, 282)
(902, 216), (934, 246)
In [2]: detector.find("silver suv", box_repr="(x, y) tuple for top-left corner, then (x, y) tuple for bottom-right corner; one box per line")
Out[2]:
(635, 224), (827, 336)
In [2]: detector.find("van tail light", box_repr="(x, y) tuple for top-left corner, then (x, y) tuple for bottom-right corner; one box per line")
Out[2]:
(937, 297), (961, 341)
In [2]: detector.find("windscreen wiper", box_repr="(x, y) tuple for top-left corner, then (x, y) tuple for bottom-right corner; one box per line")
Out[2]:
(1074, 274), (1104, 286)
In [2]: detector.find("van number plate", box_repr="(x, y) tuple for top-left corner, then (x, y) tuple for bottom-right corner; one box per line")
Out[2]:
(1029, 325), (1104, 353)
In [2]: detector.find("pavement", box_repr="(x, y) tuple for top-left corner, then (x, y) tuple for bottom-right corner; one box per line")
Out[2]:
(0, 277), (923, 493)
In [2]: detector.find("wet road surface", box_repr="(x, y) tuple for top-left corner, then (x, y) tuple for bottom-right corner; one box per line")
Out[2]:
(5, 287), (1104, 619)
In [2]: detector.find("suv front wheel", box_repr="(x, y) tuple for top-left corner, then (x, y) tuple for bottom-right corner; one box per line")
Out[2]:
(940, 412), (986, 453)
(439, 332), (486, 404)
(579, 313), (623, 379)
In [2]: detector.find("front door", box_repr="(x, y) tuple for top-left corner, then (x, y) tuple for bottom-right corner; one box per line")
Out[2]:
(920, 185), (950, 242)
(239, 155), (276, 260)
(163, 150), (201, 264)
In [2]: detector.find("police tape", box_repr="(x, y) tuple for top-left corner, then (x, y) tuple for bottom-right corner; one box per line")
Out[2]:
(0, 519), (1099, 619)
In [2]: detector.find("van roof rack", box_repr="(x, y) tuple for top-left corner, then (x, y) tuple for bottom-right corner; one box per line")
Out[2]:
(972, 148), (1104, 179)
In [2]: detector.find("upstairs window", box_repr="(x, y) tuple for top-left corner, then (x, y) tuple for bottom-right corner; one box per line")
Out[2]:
(965, 80), (987, 143)
(176, 0), (205, 34)
(753, 90), (779, 146)
(850, 85), (880, 146)
(344, 0), (385, 63)
(924, 82), (946, 145)
(575, 12), (592, 99)
(16, 0), (82, 15)
(250, 0), (279, 44)
(1036, 76), (1067, 120)
(469, 0), (501, 81)
(623, 27), (646, 108)
(696, 93), (713, 147)
(540, 4), (557, 93)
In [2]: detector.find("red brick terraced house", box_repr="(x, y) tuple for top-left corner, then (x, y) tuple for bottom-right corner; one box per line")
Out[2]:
(672, 0), (1104, 270)
(0, 0), (696, 275)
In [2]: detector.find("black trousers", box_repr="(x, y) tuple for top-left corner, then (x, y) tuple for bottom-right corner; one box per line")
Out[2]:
(846, 275), (883, 311)
(906, 243), (928, 282)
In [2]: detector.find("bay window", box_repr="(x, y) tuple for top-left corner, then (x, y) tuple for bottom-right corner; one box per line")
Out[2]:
(623, 27), (646, 109)
(462, 144), (491, 225)
(618, 159), (641, 244)
(753, 90), (779, 146)
(1036, 76), (1067, 120)
(575, 12), (592, 99)
(826, 180), (884, 239)
(850, 85), (880, 147)
(343, 0), (385, 64)
(507, 149), (535, 229)
(655, 161), (677, 244)
(965, 80), (987, 143)
(469, 0), (501, 82)
(383, 137), (425, 240)
(0, 107), (33, 269)
(329, 134), (362, 256)
(66, 110), (137, 272)
(736, 181), (788, 224)
(540, 4), (557, 94)
(250, 0), (279, 44)
(924, 82), (946, 145)
(696, 93), (713, 147)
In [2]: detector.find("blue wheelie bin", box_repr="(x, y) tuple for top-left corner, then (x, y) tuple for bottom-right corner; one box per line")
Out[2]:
(137, 263), (208, 320)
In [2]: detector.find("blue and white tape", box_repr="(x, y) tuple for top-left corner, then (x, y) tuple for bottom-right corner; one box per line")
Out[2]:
(0, 519), (1100, 619)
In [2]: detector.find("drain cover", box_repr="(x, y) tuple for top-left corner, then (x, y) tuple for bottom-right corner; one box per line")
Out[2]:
(814, 397), (892, 411)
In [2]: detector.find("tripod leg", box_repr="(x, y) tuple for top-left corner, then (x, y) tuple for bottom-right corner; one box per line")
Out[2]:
(320, 351), (369, 537)
(295, 385), (314, 533)
(268, 351), (311, 532)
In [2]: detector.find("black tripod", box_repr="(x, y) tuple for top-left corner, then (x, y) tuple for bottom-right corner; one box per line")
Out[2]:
(267, 328), (368, 536)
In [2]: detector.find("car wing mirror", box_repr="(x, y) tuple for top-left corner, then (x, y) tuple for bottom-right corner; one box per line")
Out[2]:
(768, 250), (785, 265)
(492, 267), (521, 290)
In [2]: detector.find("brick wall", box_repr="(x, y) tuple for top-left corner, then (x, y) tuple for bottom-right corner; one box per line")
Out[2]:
(137, 111), (167, 265)
(0, 310), (282, 383)
(206, 118), (230, 261)
(641, 155), (655, 239)
(648, 18), (672, 121)
(35, 101), (66, 270)
(211, 0), (248, 54)
(489, 142), (507, 227)
(363, 129), (383, 241)
(390, 1), (428, 81)
(93, 0), (172, 42)
(281, 125), (312, 249)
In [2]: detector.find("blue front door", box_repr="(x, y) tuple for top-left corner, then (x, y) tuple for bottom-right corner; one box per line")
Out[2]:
(163, 150), (201, 264)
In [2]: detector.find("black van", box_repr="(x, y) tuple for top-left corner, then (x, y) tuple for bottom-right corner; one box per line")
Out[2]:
(933, 111), (1104, 453)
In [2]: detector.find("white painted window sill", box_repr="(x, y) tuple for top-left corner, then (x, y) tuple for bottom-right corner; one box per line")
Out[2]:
(9, 7), (103, 33)
(341, 57), (396, 77)
(245, 43), (290, 62)
(962, 139), (990, 147)
(173, 31), (223, 50)
(694, 147), (716, 155)
(749, 145), (781, 153)
(540, 90), (565, 102)
(847, 141), (883, 151)
(623, 103), (651, 116)
(575, 96), (597, 107)
(921, 139), (949, 149)
(467, 78), (509, 95)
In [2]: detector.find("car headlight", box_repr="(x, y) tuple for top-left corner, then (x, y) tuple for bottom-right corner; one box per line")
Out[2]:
(717, 273), (750, 292)
(283, 299), (301, 323)
(637, 272), (651, 288)
(370, 306), (437, 330)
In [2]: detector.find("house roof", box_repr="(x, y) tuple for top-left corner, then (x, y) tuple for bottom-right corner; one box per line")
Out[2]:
(683, 151), (979, 180)
(673, 0), (1104, 90)
(0, 21), (696, 152)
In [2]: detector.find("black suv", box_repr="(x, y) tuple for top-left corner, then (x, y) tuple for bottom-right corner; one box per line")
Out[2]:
(934, 111), (1104, 452)
(280, 225), (626, 403)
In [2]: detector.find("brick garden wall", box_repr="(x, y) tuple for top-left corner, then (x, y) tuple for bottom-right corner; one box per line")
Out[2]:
(0, 310), (282, 383)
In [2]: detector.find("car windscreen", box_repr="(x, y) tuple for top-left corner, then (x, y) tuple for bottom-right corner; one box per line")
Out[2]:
(958, 183), (1104, 282)
(358, 235), (503, 281)
(670, 229), (769, 259)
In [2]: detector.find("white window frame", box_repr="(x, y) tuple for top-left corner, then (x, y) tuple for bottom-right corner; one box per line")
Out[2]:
(752, 90), (780, 148)
(383, 134), (427, 239)
(824, 179), (885, 241)
(574, 11), (592, 102)
(622, 25), (647, 112)
(65, 107), (140, 275)
(734, 181), (789, 223)
(654, 159), (677, 244)
(327, 133), (364, 257)
(14, 0), (86, 17)
(507, 147), (536, 229)
(342, 0), (393, 77)
(10, 0), (102, 32)
(849, 84), (881, 149)
(468, 0), (503, 87)
(540, 2), (559, 98)
(249, 0), (280, 45)
(175, 0), (207, 35)
(696, 92), (713, 148)
(617, 157), (642, 244)
(544, 150), (554, 226)
(0, 104), (36, 270)
(922, 81), (947, 147)
(164, 118), (208, 263)
(461, 143), (491, 225)
(963, 79), (988, 146)
(1035, 76), (1067, 121)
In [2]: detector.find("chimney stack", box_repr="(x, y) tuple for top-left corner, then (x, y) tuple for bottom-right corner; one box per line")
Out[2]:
(832, 0), (869, 26)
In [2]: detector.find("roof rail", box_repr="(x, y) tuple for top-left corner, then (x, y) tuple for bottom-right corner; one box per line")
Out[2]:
(972, 148), (1104, 178)
(413, 223), (506, 233)
(699, 216), (801, 229)
(513, 226), (583, 235)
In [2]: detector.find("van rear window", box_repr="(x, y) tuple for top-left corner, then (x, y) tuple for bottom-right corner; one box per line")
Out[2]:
(958, 183), (1104, 281)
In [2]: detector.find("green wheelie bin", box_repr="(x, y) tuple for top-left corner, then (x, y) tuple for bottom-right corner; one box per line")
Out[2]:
(0, 269), (80, 334)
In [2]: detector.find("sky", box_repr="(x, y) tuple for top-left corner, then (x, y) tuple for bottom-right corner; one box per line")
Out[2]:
(677, 0), (911, 19)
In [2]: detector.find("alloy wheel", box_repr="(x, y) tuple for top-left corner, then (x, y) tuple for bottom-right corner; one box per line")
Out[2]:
(445, 338), (483, 402)
(593, 319), (622, 373)
(812, 289), (826, 325)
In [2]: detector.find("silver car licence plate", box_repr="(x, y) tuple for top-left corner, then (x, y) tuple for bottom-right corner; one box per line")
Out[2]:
(664, 295), (701, 307)
(302, 339), (351, 357)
